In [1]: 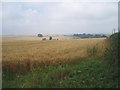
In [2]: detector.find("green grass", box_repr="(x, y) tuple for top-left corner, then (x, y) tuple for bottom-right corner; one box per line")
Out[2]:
(3, 59), (118, 88)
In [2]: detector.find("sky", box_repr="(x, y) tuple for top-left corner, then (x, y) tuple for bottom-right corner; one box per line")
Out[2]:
(1, 0), (119, 35)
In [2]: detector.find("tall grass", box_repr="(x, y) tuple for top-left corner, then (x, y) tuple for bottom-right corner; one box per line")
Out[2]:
(3, 59), (118, 88)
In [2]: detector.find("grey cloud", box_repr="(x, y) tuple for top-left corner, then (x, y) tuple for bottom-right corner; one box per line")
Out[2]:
(2, 1), (118, 35)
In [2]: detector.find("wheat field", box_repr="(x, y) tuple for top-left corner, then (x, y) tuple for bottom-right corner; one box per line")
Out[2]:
(2, 38), (106, 73)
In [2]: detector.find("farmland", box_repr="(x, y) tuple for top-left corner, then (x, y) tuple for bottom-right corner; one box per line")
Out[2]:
(2, 37), (105, 73)
(2, 36), (118, 88)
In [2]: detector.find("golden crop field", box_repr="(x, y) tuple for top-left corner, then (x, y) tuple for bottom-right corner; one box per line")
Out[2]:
(2, 38), (106, 73)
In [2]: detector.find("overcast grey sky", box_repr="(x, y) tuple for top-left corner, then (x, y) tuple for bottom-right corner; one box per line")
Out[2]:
(1, 0), (119, 35)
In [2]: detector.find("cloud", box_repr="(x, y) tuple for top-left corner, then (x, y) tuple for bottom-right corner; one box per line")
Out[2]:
(2, 1), (118, 35)
(1, 0), (119, 2)
(0, 3), (2, 35)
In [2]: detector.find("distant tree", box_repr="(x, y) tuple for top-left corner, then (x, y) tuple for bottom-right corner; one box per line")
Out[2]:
(38, 34), (43, 37)
(102, 35), (107, 38)
(49, 36), (52, 40)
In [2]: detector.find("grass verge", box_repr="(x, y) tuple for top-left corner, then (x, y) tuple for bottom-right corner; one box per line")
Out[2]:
(3, 59), (118, 88)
